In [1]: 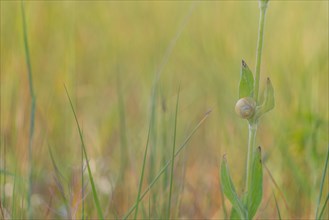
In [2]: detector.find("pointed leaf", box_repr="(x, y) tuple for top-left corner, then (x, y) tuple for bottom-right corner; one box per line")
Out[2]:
(263, 78), (275, 112)
(246, 147), (263, 219)
(239, 60), (254, 98)
(256, 78), (275, 119)
(221, 156), (247, 219)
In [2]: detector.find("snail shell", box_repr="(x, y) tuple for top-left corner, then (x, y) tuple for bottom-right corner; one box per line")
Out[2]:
(235, 97), (256, 119)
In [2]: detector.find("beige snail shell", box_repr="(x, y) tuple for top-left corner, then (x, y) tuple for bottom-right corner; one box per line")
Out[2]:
(235, 97), (256, 119)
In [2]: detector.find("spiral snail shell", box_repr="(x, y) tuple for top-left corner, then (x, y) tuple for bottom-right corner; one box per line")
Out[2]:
(235, 97), (256, 119)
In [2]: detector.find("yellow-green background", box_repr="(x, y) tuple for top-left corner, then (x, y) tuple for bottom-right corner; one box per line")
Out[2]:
(1, 1), (328, 219)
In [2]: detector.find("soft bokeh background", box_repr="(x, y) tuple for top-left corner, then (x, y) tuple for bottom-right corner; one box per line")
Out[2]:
(1, 1), (328, 219)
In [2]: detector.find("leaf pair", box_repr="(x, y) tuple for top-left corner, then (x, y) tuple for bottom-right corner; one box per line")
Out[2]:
(220, 147), (263, 220)
(238, 60), (275, 120)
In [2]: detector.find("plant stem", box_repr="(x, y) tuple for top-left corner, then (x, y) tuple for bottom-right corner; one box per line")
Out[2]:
(246, 0), (268, 194)
(254, 1), (268, 103)
(245, 124), (257, 191)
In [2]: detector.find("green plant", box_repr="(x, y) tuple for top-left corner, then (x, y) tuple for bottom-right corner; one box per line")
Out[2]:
(64, 86), (104, 220)
(21, 1), (36, 219)
(315, 145), (329, 220)
(220, 0), (275, 219)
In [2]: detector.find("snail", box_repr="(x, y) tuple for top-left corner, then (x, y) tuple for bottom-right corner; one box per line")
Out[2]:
(235, 97), (256, 119)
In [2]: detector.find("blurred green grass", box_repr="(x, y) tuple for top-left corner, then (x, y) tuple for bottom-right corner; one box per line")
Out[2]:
(0, 1), (328, 219)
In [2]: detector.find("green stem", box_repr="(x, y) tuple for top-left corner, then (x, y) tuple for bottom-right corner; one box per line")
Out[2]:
(245, 124), (257, 191)
(246, 0), (268, 196)
(254, 1), (268, 103)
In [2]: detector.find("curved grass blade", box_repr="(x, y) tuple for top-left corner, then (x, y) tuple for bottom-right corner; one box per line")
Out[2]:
(316, 145), (329, 219)
(64, 85), (104, 220)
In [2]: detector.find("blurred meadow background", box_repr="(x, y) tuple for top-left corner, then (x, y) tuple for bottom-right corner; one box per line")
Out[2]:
(0, 0), (328, 219)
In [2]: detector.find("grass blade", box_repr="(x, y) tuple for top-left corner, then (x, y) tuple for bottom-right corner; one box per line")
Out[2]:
(123, 110), (211, 219)
(21, 1), (36, 218)
(132, 3), (196, 217)
(273, 192), (282, 220)
(64, 85), (104, 220)
(11, 167), (17, 219)
(264, 163), (289, 211)
(48, 145), (71, 218)
(316, 145), (329, 219)
(81, 131), (85, 220)
(318, 193), (329, 219)
(167, 87), (180, 219)
(146, 3), (196, 213)
(147, 70), (159, 217)
(133, 109), (153, 220)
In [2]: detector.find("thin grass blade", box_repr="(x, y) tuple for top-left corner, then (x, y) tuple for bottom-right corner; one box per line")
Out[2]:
(167, 87), (180, 219)
(133, 113), (152, 220)
(264, 163), (289, 211)
(64, 85), (104, 220)
(48, 145), (71, 217)
(318, 193), (329, 219)
(21, 1), (36, 218)
(123, 110), (211, 219)
(273, 192), (282, 220)
(316, 145), (329, 219)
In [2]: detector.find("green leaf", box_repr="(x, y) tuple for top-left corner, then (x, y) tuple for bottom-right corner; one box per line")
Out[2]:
(230, 207), (240, 220)
(256, 77), (275, 118)
(221, 156), (248, 219)
(246, 147), (263, 219)
(230, 194), (248, 220)
(239, 60), (254, 99)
